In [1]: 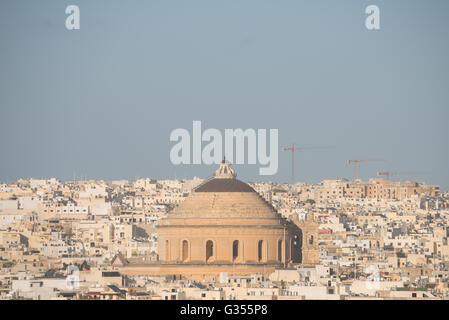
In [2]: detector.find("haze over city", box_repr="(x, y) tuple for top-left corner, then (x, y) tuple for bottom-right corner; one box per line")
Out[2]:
(1, 0), (448, 188)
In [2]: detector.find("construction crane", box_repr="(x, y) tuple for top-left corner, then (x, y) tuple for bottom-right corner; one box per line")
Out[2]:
(347, 158), (385, 181)
(377, 171), (427, 180)
(376, 171), (397, 180)
(281, 144), (331, 185)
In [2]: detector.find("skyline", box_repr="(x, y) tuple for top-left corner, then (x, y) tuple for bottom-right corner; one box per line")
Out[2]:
(0, 162), (441, 190)
(1, 0), (448, 188)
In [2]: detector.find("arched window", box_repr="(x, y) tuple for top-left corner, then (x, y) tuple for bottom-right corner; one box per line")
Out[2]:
(165, 240), (170, 261)
(278, 240), (283, 262)
(182, 240), (189, 262)
(258, 240), (265, 262)
(206, 240), (214, 262)
(232, 240), (239, 262)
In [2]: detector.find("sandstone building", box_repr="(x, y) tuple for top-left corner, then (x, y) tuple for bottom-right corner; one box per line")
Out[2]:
(122, 161), (303, 280)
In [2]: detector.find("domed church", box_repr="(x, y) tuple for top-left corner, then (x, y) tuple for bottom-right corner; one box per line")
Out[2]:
(122, 161), (304, 280)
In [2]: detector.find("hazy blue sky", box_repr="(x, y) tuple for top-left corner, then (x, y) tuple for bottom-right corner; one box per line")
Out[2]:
(0, 0), (448, 189)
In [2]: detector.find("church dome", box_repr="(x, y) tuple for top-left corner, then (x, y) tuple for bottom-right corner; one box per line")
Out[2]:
(193, 159), (255, 192)
(160, 160), (279, 222)
(194, 178), (255, 193)
(156, 161), (302, 266)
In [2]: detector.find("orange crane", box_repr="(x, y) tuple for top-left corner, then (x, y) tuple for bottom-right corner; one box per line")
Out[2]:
(377, 171), (427, 180)
(376, 171), (396, 180)
(281, 144), (331, 185)
(347, 159), (384, 181)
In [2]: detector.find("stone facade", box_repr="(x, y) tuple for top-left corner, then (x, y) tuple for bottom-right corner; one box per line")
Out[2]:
(122, 161), (303, 280)
(157, 161), (302, 265)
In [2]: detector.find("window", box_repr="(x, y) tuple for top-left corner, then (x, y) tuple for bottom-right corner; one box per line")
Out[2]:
(165, 240), (170, 260)
(258, 240), (265, 262)
(182, 240), (189, 262)
(309, 235), (314, 245)
(206, 240), (214, 262)
(232, 240), (239, 262)
(278, 240), (283, 262)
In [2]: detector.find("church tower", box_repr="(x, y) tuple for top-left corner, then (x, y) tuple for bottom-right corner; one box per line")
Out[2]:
(293, 212), (319, 266)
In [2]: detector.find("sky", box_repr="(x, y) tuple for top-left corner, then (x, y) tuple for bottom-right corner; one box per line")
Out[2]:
(0, 0), (448, 189)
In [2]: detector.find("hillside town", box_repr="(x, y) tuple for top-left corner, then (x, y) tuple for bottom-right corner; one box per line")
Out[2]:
(0, 175), (448, 300)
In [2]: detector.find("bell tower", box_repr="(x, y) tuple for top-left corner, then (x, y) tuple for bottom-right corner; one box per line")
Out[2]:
(292, 212), (319, 266)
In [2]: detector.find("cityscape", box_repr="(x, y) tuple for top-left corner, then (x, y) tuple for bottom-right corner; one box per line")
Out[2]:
(0, 160), (447, 300)
(1, 0), (448, 306)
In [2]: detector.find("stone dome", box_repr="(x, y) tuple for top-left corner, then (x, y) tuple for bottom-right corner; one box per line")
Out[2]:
(160, 160), (281, 223)
(194, 178), (254, 193)
(157, 161), (302, 265)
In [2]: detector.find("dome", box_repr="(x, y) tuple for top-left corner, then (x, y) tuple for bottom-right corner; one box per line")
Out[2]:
(193, 160), (255, 192)
(194, 178), (255, 193)
(161, 190), (280, 222)
(160, 161), (280, 222)
(156, 161), (302, 266)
